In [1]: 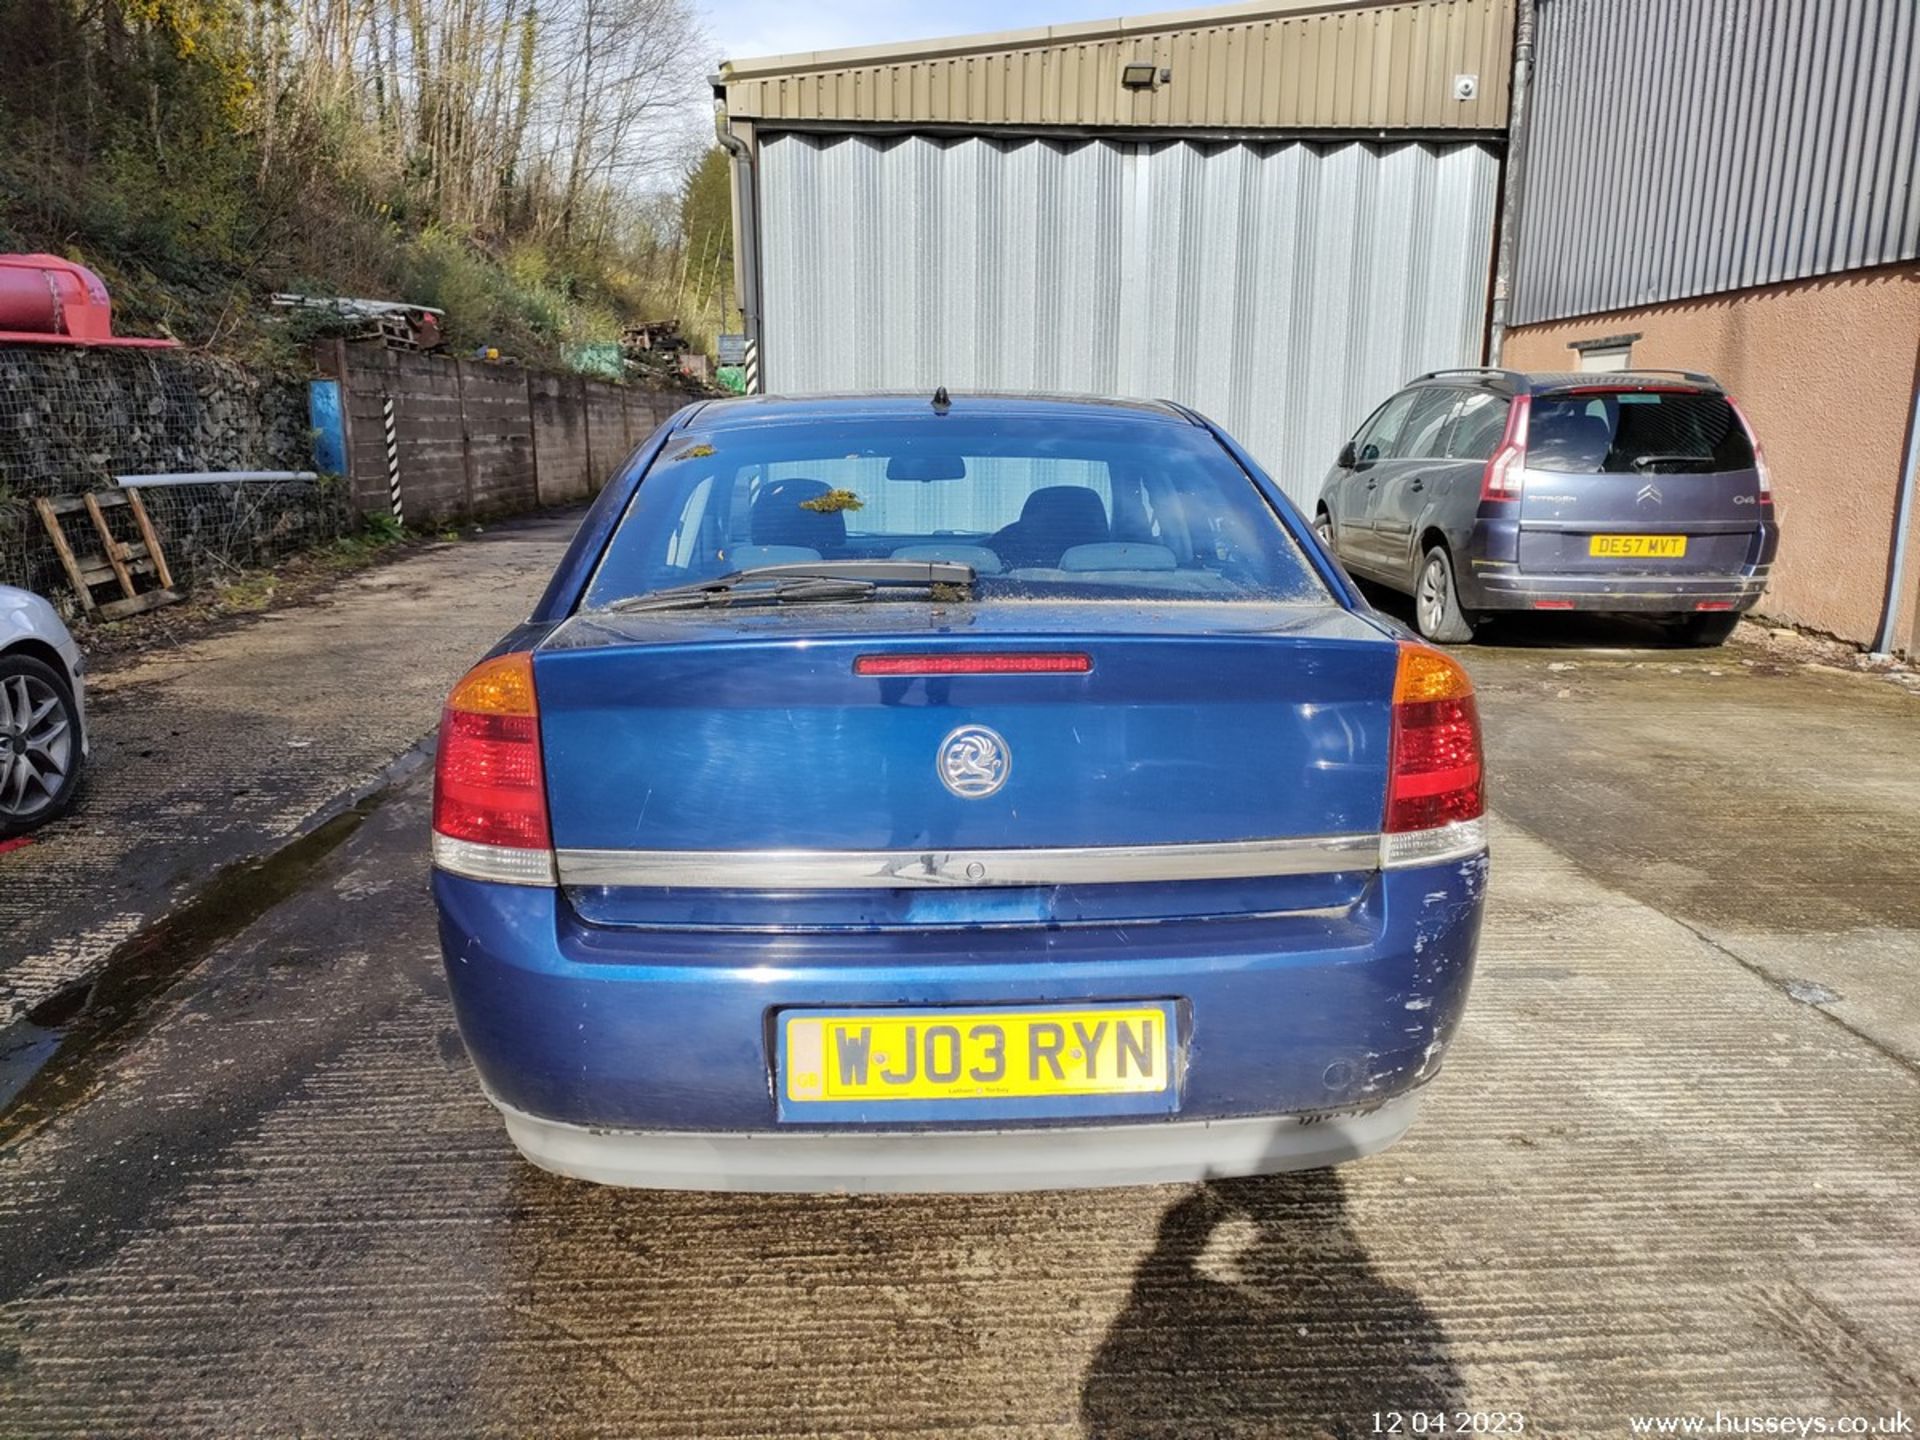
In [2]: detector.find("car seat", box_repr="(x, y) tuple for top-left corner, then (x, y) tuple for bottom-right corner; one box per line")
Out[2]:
(987, 486), (1111, 570)
(750, 478), (847, 556)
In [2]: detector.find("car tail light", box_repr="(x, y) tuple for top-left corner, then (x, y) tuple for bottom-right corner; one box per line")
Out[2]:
(854, 653), (1091, 676)
(431, 652), (556, 885)
(1726, 396), (1773, 504)
(1479, 394), (1530, 501)
(1382, 643), (1487, 869)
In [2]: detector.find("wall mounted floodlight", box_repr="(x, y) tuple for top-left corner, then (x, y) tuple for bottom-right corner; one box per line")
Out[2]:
(1120, 63), (1158, 90)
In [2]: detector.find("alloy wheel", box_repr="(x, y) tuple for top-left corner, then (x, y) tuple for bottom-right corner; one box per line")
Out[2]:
(1417, 555), (1446, 634)
(0, 671), (73, 820)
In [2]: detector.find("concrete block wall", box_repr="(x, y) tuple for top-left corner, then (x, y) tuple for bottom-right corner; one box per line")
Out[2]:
(325, 342), (684, 524)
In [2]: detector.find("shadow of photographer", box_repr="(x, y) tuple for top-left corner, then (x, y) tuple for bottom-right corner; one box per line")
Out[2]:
(1082, 1169), (1463, 1439)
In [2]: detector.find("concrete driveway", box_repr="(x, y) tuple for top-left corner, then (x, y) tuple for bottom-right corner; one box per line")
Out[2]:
(1, 560), (1915, 1437)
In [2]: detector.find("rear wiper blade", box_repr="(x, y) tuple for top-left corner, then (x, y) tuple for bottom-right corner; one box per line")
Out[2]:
(611, 577), (878, 612)
(608, 560), (975, 613)
(1630, 453), (1707, 471)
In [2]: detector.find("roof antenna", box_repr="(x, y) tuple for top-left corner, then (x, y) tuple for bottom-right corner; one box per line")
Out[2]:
(931, 386), (951, 414)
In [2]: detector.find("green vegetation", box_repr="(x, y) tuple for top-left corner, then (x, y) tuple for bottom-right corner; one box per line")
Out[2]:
(0, 0), (735, 368)
(360, 510), (408, 545)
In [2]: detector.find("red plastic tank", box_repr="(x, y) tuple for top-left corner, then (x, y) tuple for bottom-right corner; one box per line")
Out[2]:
(0, 254), (177, 347)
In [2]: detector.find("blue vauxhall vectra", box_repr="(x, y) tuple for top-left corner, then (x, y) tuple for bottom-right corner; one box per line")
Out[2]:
(429, 392), (1488, 1192)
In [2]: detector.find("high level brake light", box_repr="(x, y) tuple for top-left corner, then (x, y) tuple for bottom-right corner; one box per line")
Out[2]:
(1382, 643), (1487, 869)
(431, 652), (557, 885)
(855, 652), (1092, 677)
(1479, 394), (1531, 502)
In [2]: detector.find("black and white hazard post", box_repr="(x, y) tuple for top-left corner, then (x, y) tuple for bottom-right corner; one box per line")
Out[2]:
(382, 396), (403, 524)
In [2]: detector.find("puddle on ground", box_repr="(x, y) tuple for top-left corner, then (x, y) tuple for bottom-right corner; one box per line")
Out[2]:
(0, 795), (382, 1146)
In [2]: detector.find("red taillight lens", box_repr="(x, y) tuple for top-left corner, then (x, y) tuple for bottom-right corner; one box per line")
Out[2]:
(855, 653), (1091, 676)
(1385, 645), (1485, 835)
(1726, 395), (1772, 504)
(432, 653), (551, 850)
(1479, 394), (1530, 502)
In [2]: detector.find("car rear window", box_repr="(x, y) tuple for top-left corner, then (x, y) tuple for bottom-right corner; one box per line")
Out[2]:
(584, 414), (1328, 608)
(1528, 391), (1756, 474)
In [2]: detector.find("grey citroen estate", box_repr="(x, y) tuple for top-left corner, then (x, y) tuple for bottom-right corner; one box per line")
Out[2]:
(1315, 368), (1778, 645)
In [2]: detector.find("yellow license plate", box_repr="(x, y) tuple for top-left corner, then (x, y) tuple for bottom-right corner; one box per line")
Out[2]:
(1590, 534), (1687, 558)
(782, 1006), (1174, 1105)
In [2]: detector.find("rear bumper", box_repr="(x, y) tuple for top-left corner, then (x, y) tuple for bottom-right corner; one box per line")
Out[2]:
(493, 1090), (1421, 1193)
(1464, 563), (1770, 614)
(432, 854), (1485, 1187)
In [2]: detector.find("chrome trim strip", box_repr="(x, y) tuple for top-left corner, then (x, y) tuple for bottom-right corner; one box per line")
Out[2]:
(556, 833), (1382, 890)
(432, 832), (558, 887)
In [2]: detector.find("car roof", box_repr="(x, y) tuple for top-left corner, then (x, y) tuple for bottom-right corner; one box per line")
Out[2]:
(687, 391), (1198, 430)
(1406, 368), (1728, 397)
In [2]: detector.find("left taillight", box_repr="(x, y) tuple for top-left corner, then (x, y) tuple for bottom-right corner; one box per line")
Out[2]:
(431, 652), (556, 886)
(1382, 642), (1487, 869)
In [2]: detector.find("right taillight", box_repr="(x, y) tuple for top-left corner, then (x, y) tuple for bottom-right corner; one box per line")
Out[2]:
(1479, 394), (1531, 502)
(1726, 395), (1773, 504)
(1383, 643), (1487, 869)
(431, 652), (557, 885)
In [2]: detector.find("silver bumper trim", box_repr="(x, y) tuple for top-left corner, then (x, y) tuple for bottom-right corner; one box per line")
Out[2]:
(554, 832), (1383, 890)
(492, 1092), (1421, 1193)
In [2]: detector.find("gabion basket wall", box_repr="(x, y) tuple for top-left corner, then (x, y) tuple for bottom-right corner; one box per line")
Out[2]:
(0, 346), (347, 614)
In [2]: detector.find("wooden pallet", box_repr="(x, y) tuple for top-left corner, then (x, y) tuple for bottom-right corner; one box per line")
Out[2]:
(34, 490), (180, 621)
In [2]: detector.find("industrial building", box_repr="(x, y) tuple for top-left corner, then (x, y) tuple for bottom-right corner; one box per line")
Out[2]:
(715, 0), (1920, 652)
(1501, 0), (1918, 653)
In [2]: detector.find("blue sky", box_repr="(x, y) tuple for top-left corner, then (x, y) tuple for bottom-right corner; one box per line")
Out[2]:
(699, 0), (1136, 69)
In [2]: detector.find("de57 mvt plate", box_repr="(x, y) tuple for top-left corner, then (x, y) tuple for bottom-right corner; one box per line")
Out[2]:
(1590, 534), (1687, 558)
(777, 1002), (1181, 1123)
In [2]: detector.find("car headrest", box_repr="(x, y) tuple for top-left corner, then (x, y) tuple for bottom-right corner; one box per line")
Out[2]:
(1017, 485), (1111, 539)
(1058, 542), (1178, 572)
(727, 544), (821, 570)
(889, 544), (1004, 574)
(1532, 413), (1614, 470)
(751, 478), (847, 552)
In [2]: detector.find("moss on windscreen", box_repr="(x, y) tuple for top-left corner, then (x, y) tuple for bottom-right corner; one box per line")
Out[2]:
(798, 488), (864, 513)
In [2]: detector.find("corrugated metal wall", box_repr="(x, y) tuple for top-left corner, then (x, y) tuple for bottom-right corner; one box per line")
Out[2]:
(759, 132), (1499, 505)
(1512, 0), (1920, 324)
(723, 0), (1514, 133)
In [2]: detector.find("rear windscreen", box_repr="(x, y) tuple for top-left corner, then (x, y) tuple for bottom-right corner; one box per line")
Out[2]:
(584, 414), (1329, 608)
(1528, 392), (1755, 474)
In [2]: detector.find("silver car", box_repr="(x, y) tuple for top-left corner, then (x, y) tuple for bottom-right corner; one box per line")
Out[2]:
(0, 586), (88, 838)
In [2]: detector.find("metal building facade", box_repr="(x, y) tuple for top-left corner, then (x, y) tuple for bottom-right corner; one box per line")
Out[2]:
(759, 132), (1499, 504)
(1511, 0), (1920, 325)
(720, 0), (1515, 132)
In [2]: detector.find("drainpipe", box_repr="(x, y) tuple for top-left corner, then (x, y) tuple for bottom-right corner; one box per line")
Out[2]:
(712, 79), (763, 393)
(1869, 356), (1920, 659)
(1486, 0), (1537, 365)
